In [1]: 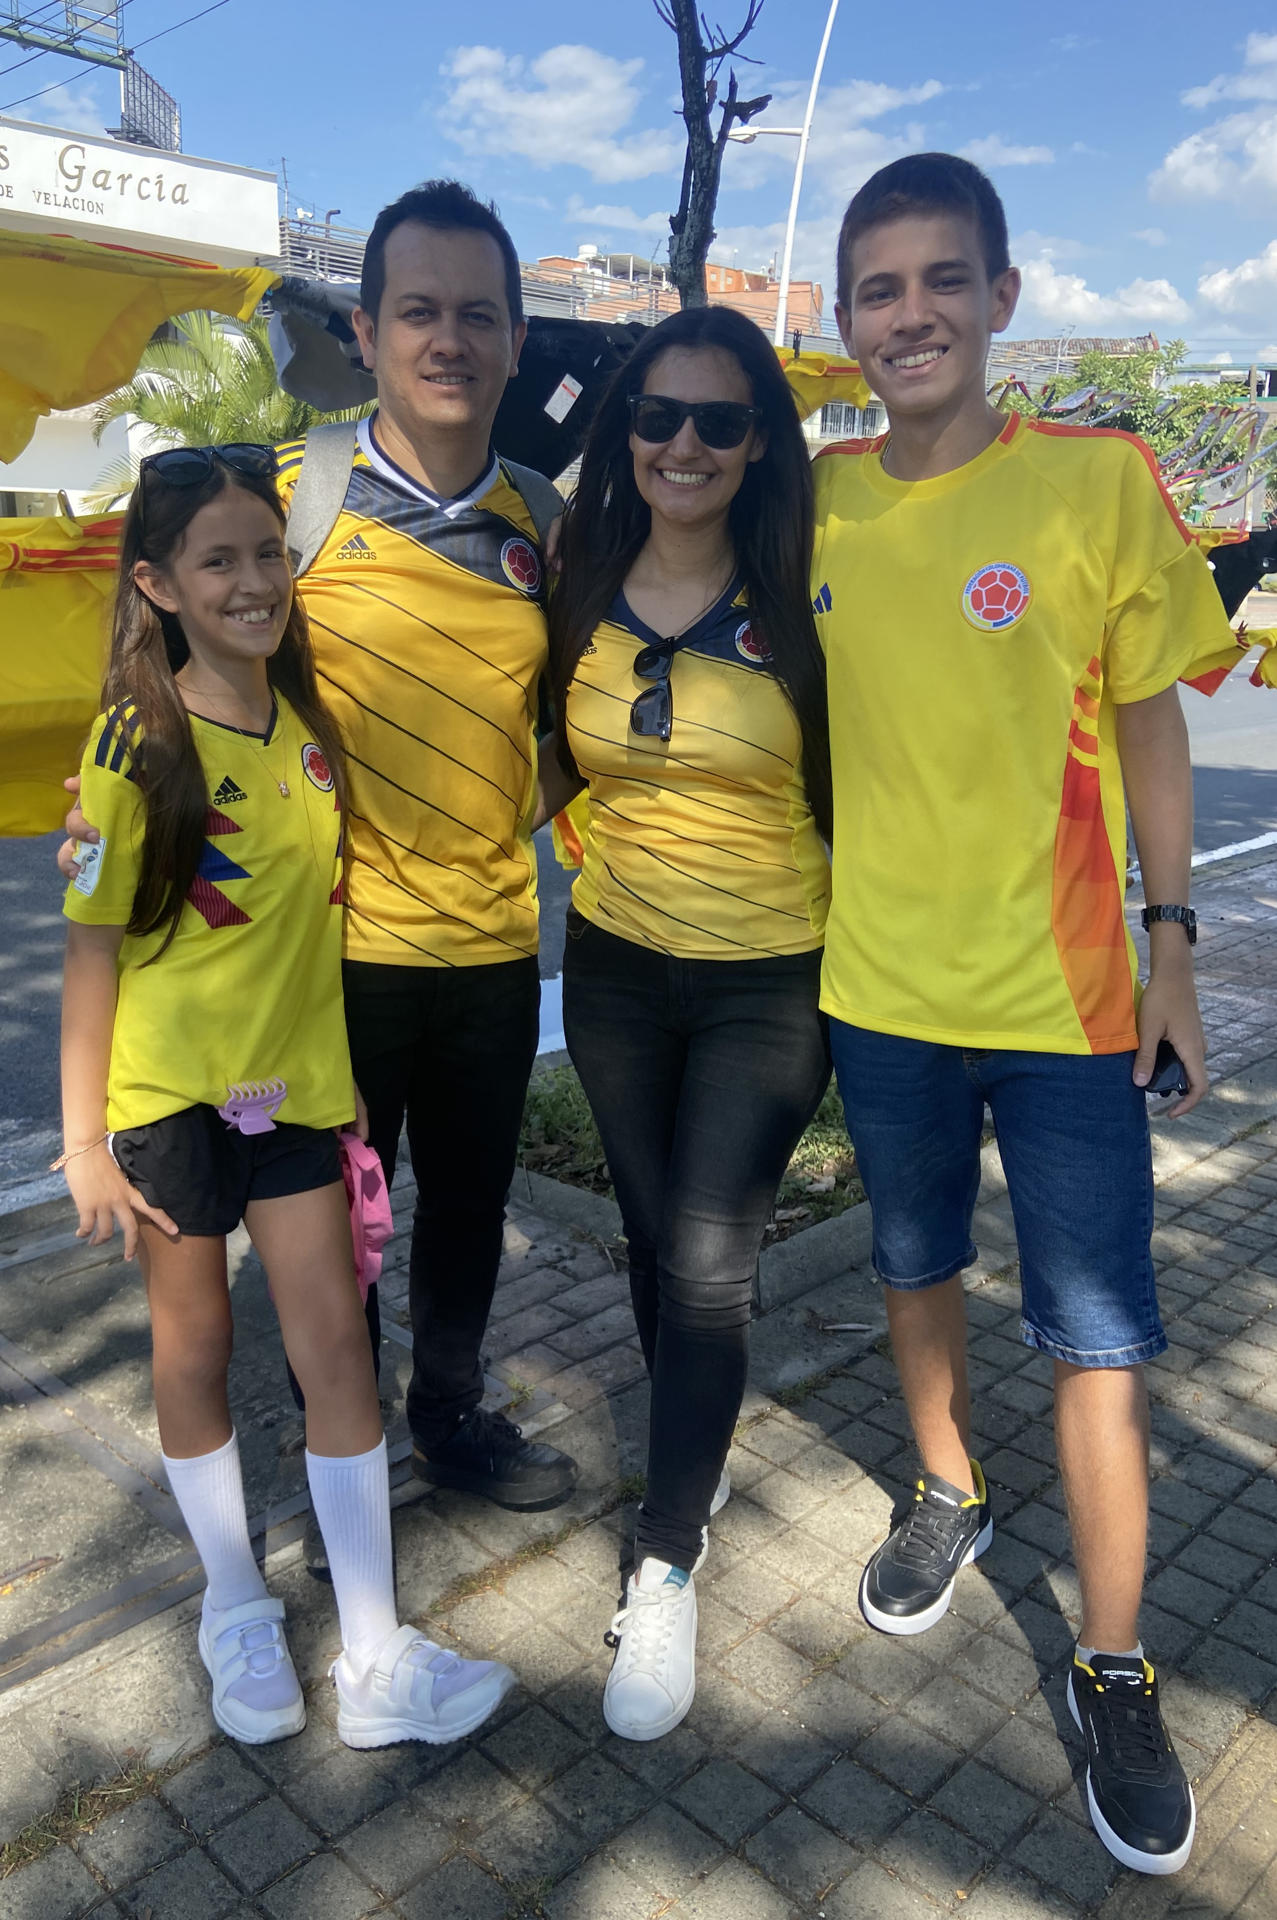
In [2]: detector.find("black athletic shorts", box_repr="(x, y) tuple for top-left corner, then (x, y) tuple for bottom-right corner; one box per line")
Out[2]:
(111, 1104), (342, 1238)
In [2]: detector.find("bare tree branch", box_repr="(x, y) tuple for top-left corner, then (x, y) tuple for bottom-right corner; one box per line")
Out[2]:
(656, 0), (770, 308)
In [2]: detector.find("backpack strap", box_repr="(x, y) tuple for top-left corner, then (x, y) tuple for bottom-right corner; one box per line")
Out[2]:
(284, 419), (359, 577)
(499, 457), (563, 547)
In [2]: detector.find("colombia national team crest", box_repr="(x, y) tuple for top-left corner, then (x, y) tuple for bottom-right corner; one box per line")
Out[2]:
(734, 620), (772, 665)
(962, 562), (1032, 632)
(500, 536), (542, 595)
(301, 742), (334, 792)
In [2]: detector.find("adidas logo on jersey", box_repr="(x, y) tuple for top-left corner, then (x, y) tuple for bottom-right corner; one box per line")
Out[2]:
(812, 582), (833, 614)
(337, 532), (376, 560)
(212, 776), (248, 805)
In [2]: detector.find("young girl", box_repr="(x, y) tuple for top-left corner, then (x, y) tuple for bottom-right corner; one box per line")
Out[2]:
(59, 444), (513, 1748)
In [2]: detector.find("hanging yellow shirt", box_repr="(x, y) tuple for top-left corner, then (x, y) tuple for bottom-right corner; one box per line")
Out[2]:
(64, 696), (351, 1132)
(275, 418), (547, 969)
(565, 585), (829, 958)
(812, 414), (1234, 1054)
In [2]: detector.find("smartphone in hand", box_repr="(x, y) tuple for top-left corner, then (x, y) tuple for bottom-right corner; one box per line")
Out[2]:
(1145, 1039), (1190, 1099)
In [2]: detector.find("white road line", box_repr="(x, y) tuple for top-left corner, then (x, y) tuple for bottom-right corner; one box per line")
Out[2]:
(1191, 830), (1277, 868)
(537, 972), (566, 1055)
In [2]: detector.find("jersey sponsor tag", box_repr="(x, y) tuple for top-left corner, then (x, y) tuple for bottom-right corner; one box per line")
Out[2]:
(543, 373), (584, 424)
(72, 838), (106, 897)
(501, 536), (543, 594)
(301, 743), (335, 792)
(962, 562), (1032, 632)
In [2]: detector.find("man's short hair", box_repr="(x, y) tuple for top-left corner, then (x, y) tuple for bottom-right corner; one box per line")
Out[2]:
(360, 178), (525, 328)
(836, 153), (1010, 308)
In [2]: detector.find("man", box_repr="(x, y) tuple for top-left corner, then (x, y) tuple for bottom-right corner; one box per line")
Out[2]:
(68, 180), (577, 1541)
(813, 153), (1233, 1875)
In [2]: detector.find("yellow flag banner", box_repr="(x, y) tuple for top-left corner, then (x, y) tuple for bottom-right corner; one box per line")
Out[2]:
(0, 228), (277, 463)
(0, 513), (122, 834)
(777, 348), (872, 421)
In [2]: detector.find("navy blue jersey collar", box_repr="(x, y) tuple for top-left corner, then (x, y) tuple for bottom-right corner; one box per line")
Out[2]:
(611, 573), (745, 651)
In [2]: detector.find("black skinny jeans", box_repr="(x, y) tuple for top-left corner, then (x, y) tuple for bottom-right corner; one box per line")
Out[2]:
(342, 954), (540, 1448)
(562, 911), (830, 1571)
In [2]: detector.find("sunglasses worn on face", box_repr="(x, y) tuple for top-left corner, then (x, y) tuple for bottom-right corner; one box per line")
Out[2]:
(630, 639), (678, 742)
(628, 394), (760, 451)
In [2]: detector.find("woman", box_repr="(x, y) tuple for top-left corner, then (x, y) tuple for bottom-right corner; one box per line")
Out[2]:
(545, 307), (833, 1740)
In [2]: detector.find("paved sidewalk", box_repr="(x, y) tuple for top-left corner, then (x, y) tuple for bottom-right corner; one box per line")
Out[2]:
(1, 850), (1276, 1919)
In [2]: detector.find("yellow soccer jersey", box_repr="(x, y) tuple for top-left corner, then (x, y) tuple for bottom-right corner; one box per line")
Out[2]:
(64, 696), (352, 1131)
(275, 417), (547, 968)
(812, 414), (1234, 1054)
(565, 584), (829, 958)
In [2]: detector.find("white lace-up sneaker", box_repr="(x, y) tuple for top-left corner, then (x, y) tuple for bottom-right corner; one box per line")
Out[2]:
(603, 1558), (697, 1741)
(334, 1624), (515, 1748)
(197, 1595), (306, 1745)
(691, 1466), (732, 1575)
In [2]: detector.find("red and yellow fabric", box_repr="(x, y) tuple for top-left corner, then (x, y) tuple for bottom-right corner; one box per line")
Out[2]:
(0, 512), (122, 834)
(812, 414), (1235, 1055)
(0, 228), (276, 463)
(776, 348), (871, 421)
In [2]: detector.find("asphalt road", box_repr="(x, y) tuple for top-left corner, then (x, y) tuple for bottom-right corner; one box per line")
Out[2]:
(1, 672), (1271, 1147)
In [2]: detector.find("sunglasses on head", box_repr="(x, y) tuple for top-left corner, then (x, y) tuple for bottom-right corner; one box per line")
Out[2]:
(628, 393), (760, 451)
(630, 639), (678, 742)
(139, 443), (279, 489)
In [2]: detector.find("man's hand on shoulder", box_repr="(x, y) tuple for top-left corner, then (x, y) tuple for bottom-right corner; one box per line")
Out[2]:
(58, 774), (96, 880)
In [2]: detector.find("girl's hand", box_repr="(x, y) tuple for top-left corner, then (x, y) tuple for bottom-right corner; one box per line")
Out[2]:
(353, 1082), (370, 1142)
(64, 1144), (179, 1259)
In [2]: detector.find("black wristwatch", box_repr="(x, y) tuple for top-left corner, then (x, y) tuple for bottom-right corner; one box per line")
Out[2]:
(1141, 905), (1197, 946)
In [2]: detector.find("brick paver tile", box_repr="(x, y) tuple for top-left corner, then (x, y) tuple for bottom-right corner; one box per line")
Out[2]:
(601, 1720), (708, 1791)
(206, 1797), (316, 1893)
(930, 1758), (1041, 1849)
(336, 1795), (450, 1897)
(610, 1801), (725, 1897)
(743, 1801), (857, 1902)
(729, 1705), (841, 1794)
(960, 1862), (1078, 1916)
(542, 1752), (652, 1847)
(667, 1757), (781, 1847)
(823, 1858), (943, 1918)
(789, 1668), (883, 1747)
(472, 1794), (585, 1885)
(904, 1673), (1009, 1751)
(5, 1845), (121, 1920)
(281, 1746), (398, 1839)
(801, 1754), (909, 1842)
(114, 1848), (243, 1920)
(547, 1853), (660, 1920)
(855, 1715), (964, 1799)
(669, 1855), (800, 1918)
(1013, 1807), (1122, 1908)
(161, 1745), (269, 1835)
(479, 1701), (589, 1791)
(981, 1714), (1077, 1800)
(397, 1855), (510, 1920)
(874, 1804), (994, 1904)
(719, 1629), (814, 1707)
(76, 1793), (187, 1885)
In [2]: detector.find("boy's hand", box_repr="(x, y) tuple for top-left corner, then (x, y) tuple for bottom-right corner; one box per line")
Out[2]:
(1133, 958), (1208, 1117)
(58, 774), (97, 880)
(64, 1143), (180, 1259)
(353, 1082), (370, 1143)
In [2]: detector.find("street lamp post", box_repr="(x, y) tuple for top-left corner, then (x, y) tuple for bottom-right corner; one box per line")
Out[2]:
(772, 0), (840, 346)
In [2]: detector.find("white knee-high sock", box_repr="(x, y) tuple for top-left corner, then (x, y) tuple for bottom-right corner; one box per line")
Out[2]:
(305, 1438), (399, 1674)
(162, 1431), (267, 1615)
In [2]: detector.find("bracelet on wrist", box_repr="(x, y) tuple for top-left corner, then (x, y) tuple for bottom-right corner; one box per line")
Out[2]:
(50, 1135), (108, 1172)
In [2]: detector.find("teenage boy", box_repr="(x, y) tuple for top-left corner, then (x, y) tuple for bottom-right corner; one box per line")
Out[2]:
(64, 181), (577, 1534)
(814, 153), (1233, 1876)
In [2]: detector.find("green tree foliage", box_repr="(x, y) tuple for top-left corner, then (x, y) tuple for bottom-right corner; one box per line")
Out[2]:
(88, 310), (368, 507)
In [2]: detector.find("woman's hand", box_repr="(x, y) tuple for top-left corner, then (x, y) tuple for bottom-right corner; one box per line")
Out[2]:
(58, 774), (97, 880)
(64, 1143), (180, 1259)
(352, 1082), (370, 1143)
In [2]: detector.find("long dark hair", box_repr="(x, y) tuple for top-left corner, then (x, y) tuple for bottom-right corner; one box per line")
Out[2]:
(548, 306), (832, 841)
(106, 462), (347, 954)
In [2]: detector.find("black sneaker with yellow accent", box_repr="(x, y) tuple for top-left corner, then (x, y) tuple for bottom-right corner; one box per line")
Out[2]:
(1068, 1654), (1195, 1875)
(859, 1461), (993, 1635)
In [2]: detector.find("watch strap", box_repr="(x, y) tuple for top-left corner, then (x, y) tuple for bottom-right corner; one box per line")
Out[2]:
(1141, 904), (1197, 945)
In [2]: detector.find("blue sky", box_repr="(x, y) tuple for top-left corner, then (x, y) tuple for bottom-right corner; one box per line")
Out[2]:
(5, 0), (1277, 359)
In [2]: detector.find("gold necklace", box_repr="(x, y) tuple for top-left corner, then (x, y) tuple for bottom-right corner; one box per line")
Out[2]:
(182, 688), (291, 798)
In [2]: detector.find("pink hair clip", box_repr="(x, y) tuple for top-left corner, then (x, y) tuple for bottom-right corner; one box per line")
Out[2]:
(217, 1079), (287, 1134)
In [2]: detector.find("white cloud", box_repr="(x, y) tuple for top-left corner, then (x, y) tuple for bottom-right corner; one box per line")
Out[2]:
(20, 80), (109, 136)
(564, 198), (669, 237)
(1198, 239), (1277, 315)
(1134, 227), (1168, 245)
(722, 75), (945, 200)
(961, 135), (1054, 168)
(1151, 33), (1277, 202)
(438, 45), (682, 184)
(1017, 251), (1191, 328)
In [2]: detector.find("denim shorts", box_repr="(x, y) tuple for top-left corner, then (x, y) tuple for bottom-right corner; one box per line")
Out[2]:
(828, 1020), (1163, 1369)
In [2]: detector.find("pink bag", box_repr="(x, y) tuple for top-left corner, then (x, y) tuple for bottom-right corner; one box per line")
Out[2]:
(338, 1131), (393, 1302)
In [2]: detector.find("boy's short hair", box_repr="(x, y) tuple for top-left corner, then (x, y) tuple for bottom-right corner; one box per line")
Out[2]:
(360, 178), (524, 328)
(836, 153), (1010, 308)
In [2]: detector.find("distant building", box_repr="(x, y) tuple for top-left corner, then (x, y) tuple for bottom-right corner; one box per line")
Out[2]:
(987, 332), (1160, 389)
(525, 245), (827, 339)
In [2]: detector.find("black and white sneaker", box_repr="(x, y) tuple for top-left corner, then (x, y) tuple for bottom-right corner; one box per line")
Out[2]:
(1068, 1655), (1195, 1875)
(859, 1461), (993, 1635)
(413, 1407), (578, 1512)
